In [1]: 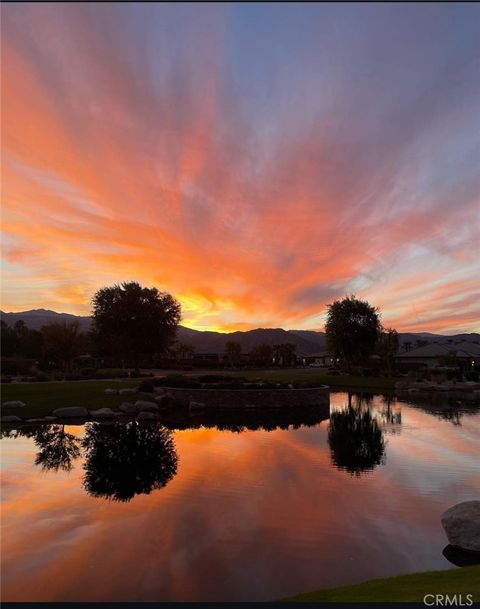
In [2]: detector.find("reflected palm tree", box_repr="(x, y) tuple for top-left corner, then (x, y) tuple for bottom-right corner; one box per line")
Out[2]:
(33, 425), (81, 472)
(379, 394), (402, 427)
(328, 394), (385, 476)
(82, 421), (178, 502)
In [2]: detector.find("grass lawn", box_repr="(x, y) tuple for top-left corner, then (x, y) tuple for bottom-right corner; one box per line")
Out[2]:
(1, 379), (139, 418)
(282, 565), (480, 602)
(225, 368), (398, 391)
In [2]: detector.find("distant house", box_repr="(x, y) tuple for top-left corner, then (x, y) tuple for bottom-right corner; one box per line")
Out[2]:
(395, 341), (480, 370)
(301, 351), (334, 367)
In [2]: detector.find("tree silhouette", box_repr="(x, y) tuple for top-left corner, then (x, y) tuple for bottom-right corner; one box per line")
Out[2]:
(273, 343), (297, 367)
(328, 397), (385, 475)
(169, 342), (195, 363)
(82, 421), (178, 502)
(225, 341), (241, 368)
(33, 425), (82, 471)
(250, 343), (273, 367)
(92, 281), (181, 373)
(325, 295), (381, 372)
(41, 321), (84, 370)
(376, 328), (399, 377)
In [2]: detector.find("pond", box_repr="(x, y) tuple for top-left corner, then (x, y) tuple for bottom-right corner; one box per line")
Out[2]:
(1, 391), (479, 602)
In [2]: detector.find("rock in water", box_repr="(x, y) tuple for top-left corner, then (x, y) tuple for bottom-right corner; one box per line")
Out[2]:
(52, 406), (89, 418)
(137, 411), (156, 421)
(441, 501), (480, 553)
(119, 402), (138, 414)
(155, 394), (174, 409)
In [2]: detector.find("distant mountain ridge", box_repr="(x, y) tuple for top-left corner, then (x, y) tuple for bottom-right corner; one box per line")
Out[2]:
(1, 309), (93, 332)
(1, 309), (479, 355)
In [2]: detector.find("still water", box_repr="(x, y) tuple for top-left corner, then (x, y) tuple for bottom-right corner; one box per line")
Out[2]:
(1, 392), (479, 601)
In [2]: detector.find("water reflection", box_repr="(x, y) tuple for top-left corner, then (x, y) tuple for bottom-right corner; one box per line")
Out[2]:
(1, 392), (479, 602)
(34, 425), (81, 472)
(82, 421), (178, 502)
(378, 394), (402, 428)
(396, 390), (480, 426)
(328, 395), (386, 476)
(162, 404), (329, 433)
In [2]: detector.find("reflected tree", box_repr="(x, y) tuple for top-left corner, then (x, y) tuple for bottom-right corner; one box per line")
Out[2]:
(379, 394), (402, 427)
(33, 425), (82, 471)
(82, 421), (178, 502)
(328, 396), (385, 475)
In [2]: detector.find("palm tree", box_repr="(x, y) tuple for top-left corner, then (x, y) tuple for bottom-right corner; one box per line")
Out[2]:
(225, 341), (241, 368)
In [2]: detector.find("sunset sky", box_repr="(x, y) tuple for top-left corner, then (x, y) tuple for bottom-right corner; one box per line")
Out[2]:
(2, 3), (479, 333)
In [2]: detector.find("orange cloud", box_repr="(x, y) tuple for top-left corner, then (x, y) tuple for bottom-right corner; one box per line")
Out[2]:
(1, 4), (479, 333)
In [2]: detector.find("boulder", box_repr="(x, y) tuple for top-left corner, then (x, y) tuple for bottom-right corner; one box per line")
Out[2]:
(155, 394), (174, 409)
(119, 388), (136, 395)
(441, 501), (480, 553)
(104, 388), (118, 395)
(119, 402), (138, 415)
(2, 400), (26, 408)
(52, 406), (89, 418)
(137, 411), (157, 421)
(135, 400), (159, 413)
(189, 401), (205, 412)
(90, 408), (120, 419)
(1, 415), (23, 423)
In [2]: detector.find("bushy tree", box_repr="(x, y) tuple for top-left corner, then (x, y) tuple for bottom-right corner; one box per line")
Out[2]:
(225, 341), (241, 367)
(92, 281), (181, 373)
(41, 321), (84, 370)
(250, 343), (273, 366)
(273, 343), (297, 367)
(1, 320), (17, 356)
(325, 295), (381, 371)
(376, 328), (399, 377)
(169, 342), (195, 362)
(1, 320), (44, 360)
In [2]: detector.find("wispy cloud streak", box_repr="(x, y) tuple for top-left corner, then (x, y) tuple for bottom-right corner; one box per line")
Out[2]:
(1, 4), (479, 332)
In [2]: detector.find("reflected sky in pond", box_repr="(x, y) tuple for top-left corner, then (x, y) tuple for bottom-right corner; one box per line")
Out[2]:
(1, 392), (479, 601)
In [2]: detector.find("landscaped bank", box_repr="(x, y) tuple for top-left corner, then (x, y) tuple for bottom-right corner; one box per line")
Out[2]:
(161, 385), (329, 409)
(282, 566), (480, 602)
(0, 379), (139, 419)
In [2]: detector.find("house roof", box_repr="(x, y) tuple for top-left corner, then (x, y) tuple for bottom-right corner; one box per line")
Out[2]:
(396, 342), (480, 359)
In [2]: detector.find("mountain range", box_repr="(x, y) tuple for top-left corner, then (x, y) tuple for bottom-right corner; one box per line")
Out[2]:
(1, 309), (479, 355)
